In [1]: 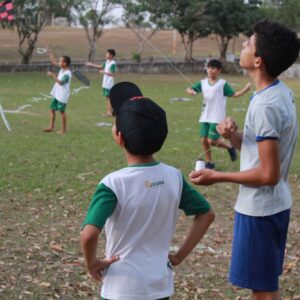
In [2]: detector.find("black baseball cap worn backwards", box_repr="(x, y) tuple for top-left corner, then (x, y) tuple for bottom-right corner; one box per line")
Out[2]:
(109, 82), (168, 156)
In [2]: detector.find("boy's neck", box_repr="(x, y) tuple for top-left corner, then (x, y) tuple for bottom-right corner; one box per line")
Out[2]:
(125, 151), (156, 166)
(208, 76), (218, 83)
(248, 69), (277, 92)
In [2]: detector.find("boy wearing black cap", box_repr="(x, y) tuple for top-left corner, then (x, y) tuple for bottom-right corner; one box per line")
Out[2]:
(81, 82), (215, 300)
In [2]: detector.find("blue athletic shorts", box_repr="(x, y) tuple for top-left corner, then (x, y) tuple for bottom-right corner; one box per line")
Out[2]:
(229, 209), (290, 292)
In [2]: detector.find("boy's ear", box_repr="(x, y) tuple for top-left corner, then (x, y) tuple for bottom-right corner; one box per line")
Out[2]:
(254, 56), (263, 68)
(116, 131), (125, 148)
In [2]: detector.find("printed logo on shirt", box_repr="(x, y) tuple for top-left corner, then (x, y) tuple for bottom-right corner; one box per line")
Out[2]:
(144, 180), (165, 188)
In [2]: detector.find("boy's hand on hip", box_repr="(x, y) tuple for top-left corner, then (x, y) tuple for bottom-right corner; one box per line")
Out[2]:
(217, 117), (238, 139)
(189, 169), (217, 186)
(87, 256), (120, 282)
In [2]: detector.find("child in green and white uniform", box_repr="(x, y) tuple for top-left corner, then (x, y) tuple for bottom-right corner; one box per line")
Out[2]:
(85, 49), (116, 117)
(187, 59), (251, 169)
(81, 82), (214, 300)
(44, 47), (72, 135)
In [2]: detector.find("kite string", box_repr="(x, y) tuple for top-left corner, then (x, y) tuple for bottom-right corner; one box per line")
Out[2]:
(138, 33), (194, 86)
(139, 32), (225, 155)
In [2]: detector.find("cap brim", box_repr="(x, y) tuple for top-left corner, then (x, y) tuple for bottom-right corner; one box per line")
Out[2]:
(109, 82), (143, 115)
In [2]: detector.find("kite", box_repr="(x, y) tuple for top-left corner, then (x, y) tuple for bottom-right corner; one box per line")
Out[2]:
(0, 0), (14, 22)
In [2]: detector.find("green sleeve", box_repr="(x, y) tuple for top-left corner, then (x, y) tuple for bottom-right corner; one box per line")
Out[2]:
(82, 183), (117, 229)
(224, 82), (235, 97)
(109, 64), (116, 73)
(191, 82), (202, 93)
(60, 75), (69, 85)
(102, 62), (106, 69)
(179, 175), (211, 216)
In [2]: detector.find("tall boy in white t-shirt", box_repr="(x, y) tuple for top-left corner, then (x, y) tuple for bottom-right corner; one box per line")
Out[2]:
(85, 49), (116, 117)
(186, 59), (251, 169)
(190, 20), (299, 300)
(44, 47), (72, 134)
(81, 82), (215, 300)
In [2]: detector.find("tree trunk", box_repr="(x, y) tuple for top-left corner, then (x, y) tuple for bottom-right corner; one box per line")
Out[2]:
(19, 33), (39, 64)
(183, 36), (194, 62)
(219, 37), (230, 59)
(86, 25), (97, 62)
(21, 52), (31, 64)
(88, 41), (96, 62)
(138, 37), (147, 58)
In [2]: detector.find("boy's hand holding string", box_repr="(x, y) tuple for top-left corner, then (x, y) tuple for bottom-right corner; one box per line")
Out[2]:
(189, 117), (280, 187)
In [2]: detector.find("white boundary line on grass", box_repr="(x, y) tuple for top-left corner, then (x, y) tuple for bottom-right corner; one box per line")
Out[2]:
(0, 102), (12, 132)
(4, 104), (39, 116)
(72, 86), (90, 95)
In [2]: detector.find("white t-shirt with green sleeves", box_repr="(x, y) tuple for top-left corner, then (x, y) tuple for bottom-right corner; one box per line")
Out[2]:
(102, 59), (116, 90)
(83, 161), (211, 300)
(50, 69), (72, 104)
(192, 78), (235, 124)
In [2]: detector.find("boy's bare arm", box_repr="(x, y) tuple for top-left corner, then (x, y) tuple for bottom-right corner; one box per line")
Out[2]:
(81, 225), (119, 281)
(232, 82), (251, 98)
(169, 209), (215, 266)
(46, 71), (64, 85)
(85, 62), (104, 69)
(47, 46), (58, 66)
(190, 139), (280, 186)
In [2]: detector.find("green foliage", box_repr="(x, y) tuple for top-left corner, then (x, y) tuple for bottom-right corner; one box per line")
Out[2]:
(267, 0), (300, 30)
(169, 0), (211, 38)
(166, 0), (212, 61)
(115, 0), (170, 58)
(205, 0), (249, 39)
(12, 0), (73, 64)
(72, 0), (116, 61)
(131, 52), (141, 62)
(204, 0), (262, 58)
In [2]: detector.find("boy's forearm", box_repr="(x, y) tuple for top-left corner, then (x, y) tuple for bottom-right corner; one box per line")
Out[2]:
(51, 74), (63, 85)
(90, 63), (103, 69)
(80, 226), (101, 268)
(48, 51), (58, 66)
(233, 83), (251, 98)
(174, 210), (215, 263)
(212, 166), (279, 186)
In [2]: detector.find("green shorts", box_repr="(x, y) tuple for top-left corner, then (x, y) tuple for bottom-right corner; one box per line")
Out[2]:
(103, 88), (110, 97)
(50, 98), (67, 113)
(200, 122), (220, 140)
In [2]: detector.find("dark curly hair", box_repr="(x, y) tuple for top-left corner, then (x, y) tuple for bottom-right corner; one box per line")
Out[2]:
(107, 49), (116, 57)
(253, 20), (300, 77)
(207, 59), (222, 70)
(62, 56), (71, 67)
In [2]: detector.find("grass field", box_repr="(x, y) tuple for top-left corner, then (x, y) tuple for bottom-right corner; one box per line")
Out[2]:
(0, 72), (299, 300)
